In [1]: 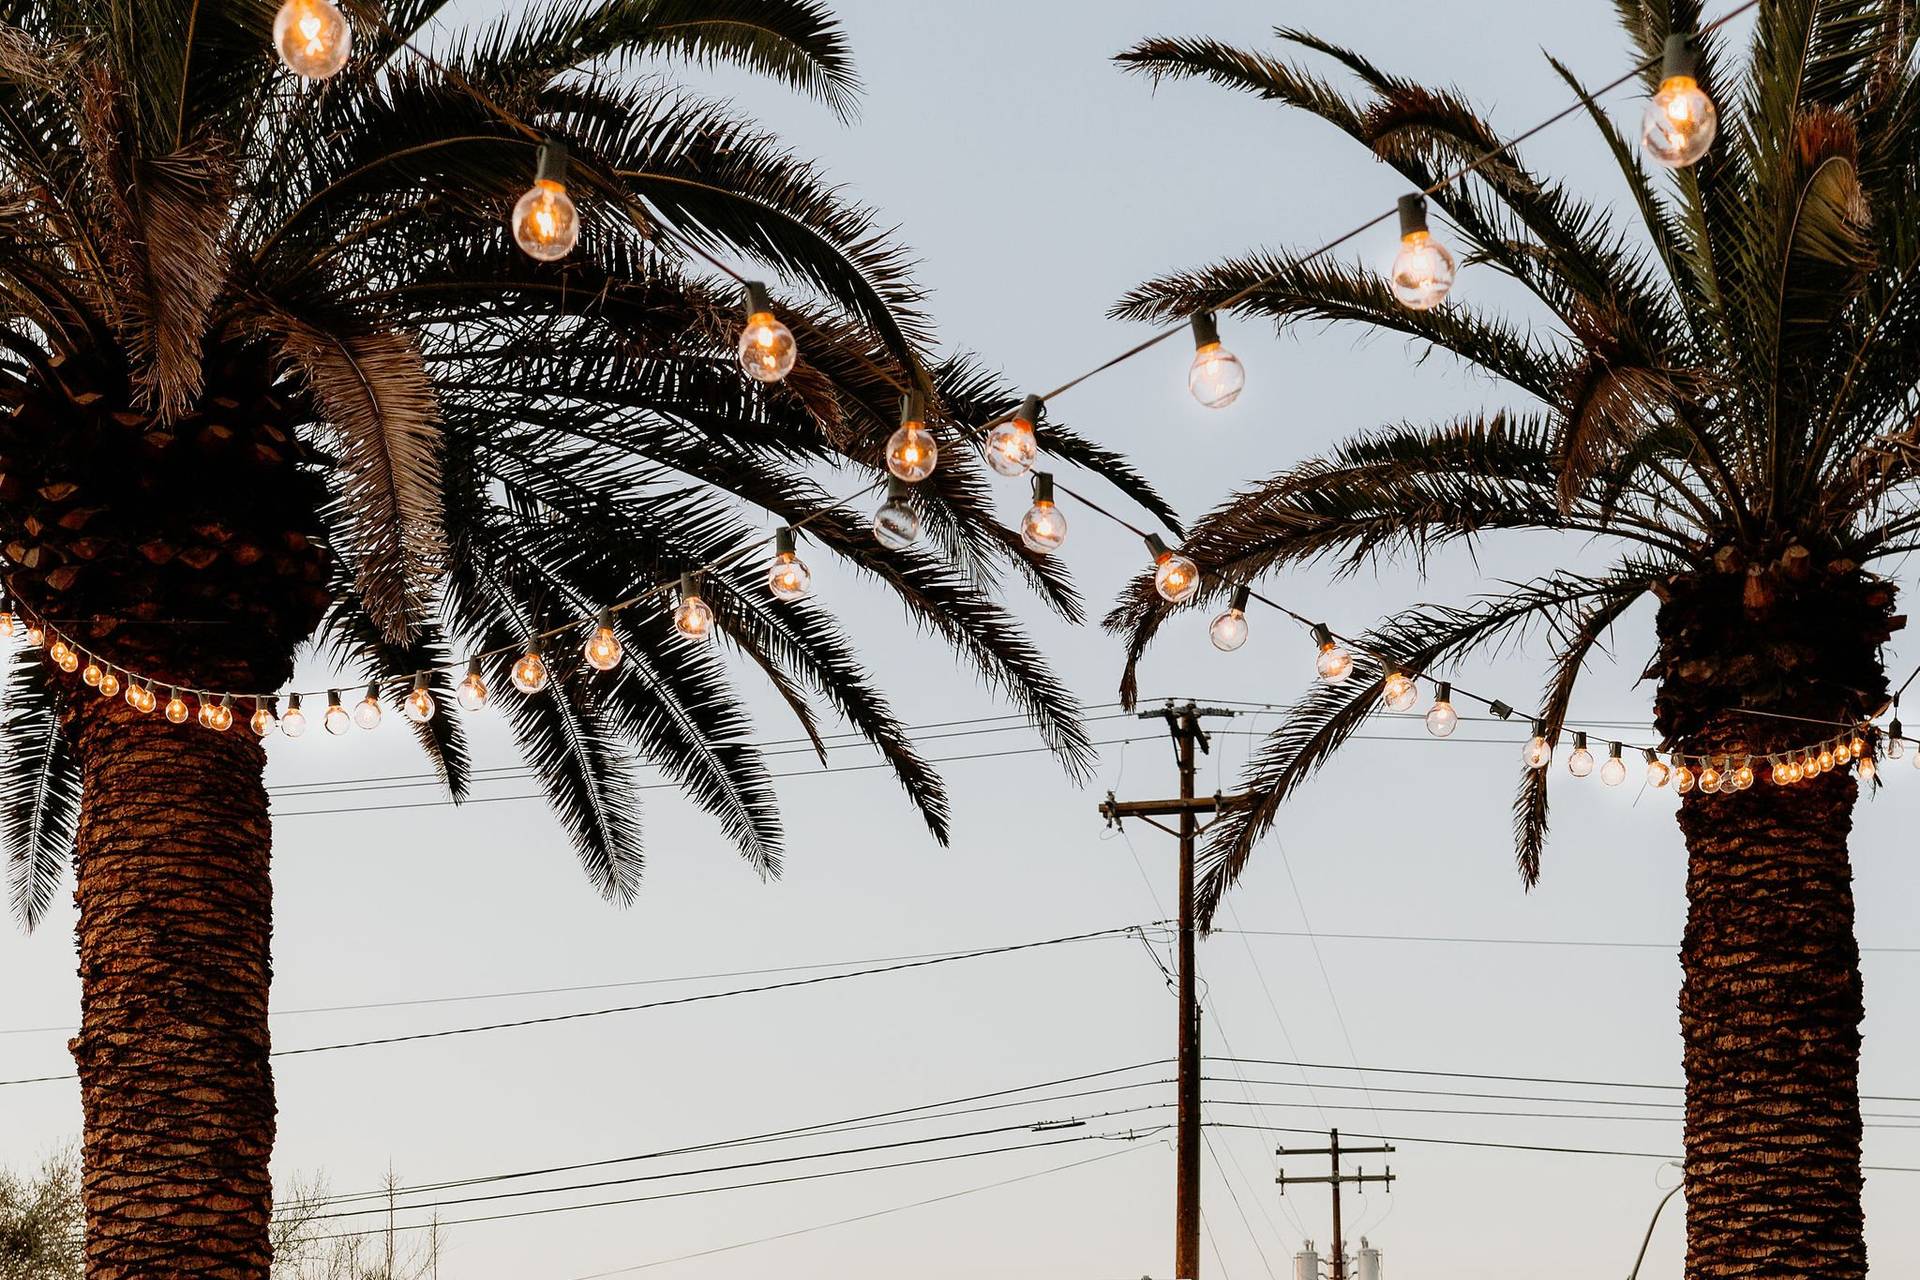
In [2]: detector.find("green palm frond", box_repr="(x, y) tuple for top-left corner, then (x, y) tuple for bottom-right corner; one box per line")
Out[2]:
(0, 649), (78, 929)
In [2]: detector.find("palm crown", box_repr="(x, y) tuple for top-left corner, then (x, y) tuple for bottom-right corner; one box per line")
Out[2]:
(1108, 0), (1915, 921)
(0, 0), (1172, 922)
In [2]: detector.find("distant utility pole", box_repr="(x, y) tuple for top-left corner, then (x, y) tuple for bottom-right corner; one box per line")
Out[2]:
(1278, 1129), (1395, 1280)
(1099, 700), (1248, 1280)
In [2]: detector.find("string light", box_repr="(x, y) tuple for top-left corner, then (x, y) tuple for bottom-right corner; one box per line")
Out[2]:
(1859, 754), (1877, 782)
(0, 610), (13, 637)
(97, 669), (120, 699)
(1698, 760), (1723, 794)
(986, 395), (1041, 477)
(1731, 761), (1754, 791)
(511, 643), (549, 695)
(886, 392), (938, 483)
(1641, 33), (1718, 168)
(282, 693), (308, 738)
(1819, 746), (1836, 773)
(1311, 624), (1352, 683)
(323, 690), (351, 736)
(1020, 472), (1068, 554)
(1673, 762), (1695, 794)
(1567, 732), (1594, 778)
(251, 698), (278, 737)
(404, 674), (437, 724)
(25, 622), (42, 647)
(1600, 741), (1627, 786)
(81, 660), (101, 688)
(166, 691), (190, 725)
(673, 575), (716, 641)
(208, 696), (235, 733)
(273, 0), (351, 80)
(1146, 536), (1200, 604)
(1210, 586), (1251, 653)
(1186, 313), (1245, 409)
(583, 608), (624, 672)
(1888, 711), (1904, 760)
(1382, 667), (1418, 713)
(1389, 195), (1456, 311)
(872, 477), (921, 549)
(127, 683), (156, 716)
(1645, 749), (1670, 788)
(1523, 720), (1552, 769)
(458, 658), (491, 710)
(49, 640), (76, 673)
(737, 282), (798, 383)
(352, 682), (383, 730)
(766, 528), (813, 601)
(1424, 681), (1458, 737)
(512, 141), (580, 262)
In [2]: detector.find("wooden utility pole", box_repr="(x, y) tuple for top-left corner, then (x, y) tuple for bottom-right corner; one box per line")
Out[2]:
(1277, 1129), (1395, 1280)
(1099, 701), (1248, 1280)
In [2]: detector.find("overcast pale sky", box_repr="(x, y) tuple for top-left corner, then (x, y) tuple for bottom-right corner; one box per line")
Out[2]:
(6, 3), (1920, 1278)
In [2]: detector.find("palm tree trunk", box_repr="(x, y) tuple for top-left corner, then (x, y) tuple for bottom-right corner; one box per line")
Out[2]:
(66, 689), (275, 1280)
(1676, 758), (1865, 1278)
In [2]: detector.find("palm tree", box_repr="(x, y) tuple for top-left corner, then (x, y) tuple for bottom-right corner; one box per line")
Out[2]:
(1106, 4), (1915, 1276)
(0, 3), (1171, 1275)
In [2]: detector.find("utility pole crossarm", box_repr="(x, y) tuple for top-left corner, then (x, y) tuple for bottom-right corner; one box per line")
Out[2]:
(1277, 1130), (1401, 1280)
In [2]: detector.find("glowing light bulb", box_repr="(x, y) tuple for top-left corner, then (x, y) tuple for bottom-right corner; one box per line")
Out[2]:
(1770, 758), (1790, 786)
(1785, 758), (1803, 784)
(1312, 625), (1353, 682)
(1850, 734), (1867, 759)
(873, 478), (921, 549)
(273, 0), (351, 80)
(48, 639), (74, 671)
(1833, 741), (1852, 766)
(1147, 535), (1200, 604)
(458, 658), (490, 710)
(251, 699), (277, 737)
(1186, 312), (1245, 409)
(512, 646), (549, 695)
(986, 396), (1041, 477)
(208, 697), (235, 733)
(1640, 35), (1718, 168)
(25, 623), (43, 647)
(196, 699), (216, 729)
(81, 660), (101, 687)
(512, 143), (579, 262)
(166, 692), (190, 725)
(583, 608), (624, 671)
(766, 528), (814, 601)
(96, 670), (120, 699)
(1567, 732), (1594, 778)
(352, 683), (382, 730)
(673, 575), (715, 640)
(1697, 762), (1722, 794)
(404, 675), (436, 724)
(1382, 669), (1418, 713)
(0, 611), (13, 636)
(1210, 586), (1251, 653)
(1424, 682), (1458, 737)
(127, 683), (156, 715)
(1731, 762), (1754, 791)
(1645, 749), (1670, 788)
(1020, 472), (1068, 554)
(281, 695), (308, 738)
(1819, 747), (1835, 773)
(1859, 755), (1877, 782)
(1600, 743), (1627, 786)
(324, 691), (351, 735)
(1673, 763), (1695, 794)
(736, 282), (797, 383)
(1390, 195), (1456, 311)
(886, 392), (938, 483)
(1523, 720), (1552, 770)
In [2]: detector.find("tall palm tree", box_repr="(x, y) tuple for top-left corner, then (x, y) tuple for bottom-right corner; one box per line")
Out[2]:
(0, 3), (1172, 1275)
(1107, 3), (1915, 1275)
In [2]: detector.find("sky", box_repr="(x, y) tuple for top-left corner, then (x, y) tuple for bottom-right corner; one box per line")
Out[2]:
(6, 3), (1920, 1278)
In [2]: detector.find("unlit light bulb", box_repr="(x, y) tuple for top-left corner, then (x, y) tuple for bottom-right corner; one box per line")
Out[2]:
(1567, 732), (1594, 778)
(986, 396), (1041, 477)
(1600, 743), (1627, 786)
(274, 0), (351, 79)
(737, 282), (797, 383)
(1210, 586), (1251, 653)
(1641, 35), (1718, 168)
(512, 143), (579, 261)
(1390, 195), (1456, 311)
(1645, 750), (1670, 788)
(352, 684), (382, 730)
(1424, 682), (1457, 737)
(458, 659), (490, 710)
(886, 392), (938, 483)
(873, 479), (921, 549)
(324, 691), (351, 735)
(281, 695), (308, 738)
(1187, 313), (1245, 409)
(1020, 473), (1067, 554)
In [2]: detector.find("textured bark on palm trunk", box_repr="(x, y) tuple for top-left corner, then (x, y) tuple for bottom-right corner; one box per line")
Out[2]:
(68, 691), (275, 1280)
(1676, 766), (1865, 1279)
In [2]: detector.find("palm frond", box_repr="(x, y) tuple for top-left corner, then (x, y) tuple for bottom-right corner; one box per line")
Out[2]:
(1, 650), (78, 930)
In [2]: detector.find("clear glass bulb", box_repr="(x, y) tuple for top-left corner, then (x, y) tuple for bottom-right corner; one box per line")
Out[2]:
(584, 625), (624, 671)
(1210, 608), (1249, 653)
(1850, 735), (1866, 759)
(166, 695), (189, 725)
(1859, 756), (1877, 782)
(25, 624), (43, 646)
(1673, 764), (1695, 794)
(1524, 735), (1552, 770)
(1154, 553), (1201, 604)
(48, 640), (72, 669)
(251, 706), (277, 737)
(767, 552), (813, 601)
(1021, 500), (1068, 554)
(198, 700), (216, 729)
(281, 704), (308, 738)
(1188, 343), (1246, 409)
(1912, 747), (1920, 770)
(674, 595), (715, 640)
(1382, 672), (1417, 713)
(127, 684), (154, 715)
(1390, 231), (1456, 310)
(1600, 753), (1627, 786)
(886, 423), (938, 483)
(274, 0), (351, 79)
(1425, 699), (1457, 738)
(1641, 76), (1718, 168)
(1819, 748), (1835, 773)
(1834, 742), (1852, 766)
(512, 651), (549, 694)
(873, 496), (921, 550)
(1887, 737), (1905, 760)
(1697, 764), (1722, 793)
(1647, 755), (1671, 788)
(81, 661), (101, 687)
(458, 671), (490, 711)
(0, 612), (13, 636)
(512, 180), (579, 262)
(1568, 746), (1595, 778)
(324, 703), (351, 735)
(97, 671), (120, 699)
(1316, 643), (1353, 683)
(353, 694), (382, 730)
(738, 312), (797, 383)
(985, 419), (1038, 477)
(208, 701), (234, 733)
(1732, 763), (1754, 791)
(404, 686), (437, 724)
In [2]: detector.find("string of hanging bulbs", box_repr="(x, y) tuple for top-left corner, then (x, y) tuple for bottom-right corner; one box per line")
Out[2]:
(26, 0), (1866, 805)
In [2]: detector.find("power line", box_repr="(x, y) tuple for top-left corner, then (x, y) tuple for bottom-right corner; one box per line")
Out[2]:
(1218, 927), (1920, 956)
